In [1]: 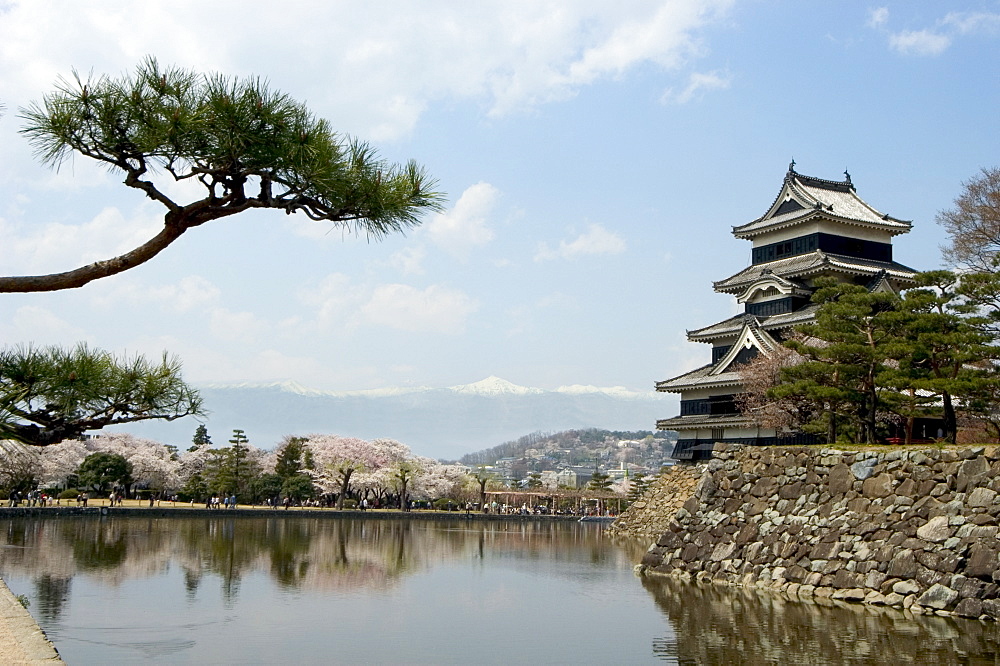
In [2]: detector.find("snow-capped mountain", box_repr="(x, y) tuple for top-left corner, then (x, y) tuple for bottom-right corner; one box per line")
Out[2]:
(115, 377), (676, 460)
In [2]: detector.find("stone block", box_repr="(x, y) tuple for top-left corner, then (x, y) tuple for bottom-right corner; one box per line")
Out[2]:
(968, 487), (997, 508)
(916, 515), (953, 543)
(964, 542), (1000, 579)
(888, 551), (918, 578)
(851, 458), (878, 481)
(957, 456), (991, 493)
(916, 583), (960, 610)
(862, 473), (894, 498)
(893, 579), (921, 595)
(827, 463), (854, 495)
(954, 598), (984, 618)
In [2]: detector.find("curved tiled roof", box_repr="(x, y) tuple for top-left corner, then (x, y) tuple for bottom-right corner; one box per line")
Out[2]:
(656, 413), (753, 431)
(733, 169), (911, 239)
(655, 364), (743, 392)
(713, 250), (918, 294)
(685, 307), (819, 342)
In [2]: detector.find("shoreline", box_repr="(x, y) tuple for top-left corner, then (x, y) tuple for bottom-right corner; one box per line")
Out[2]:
(0, 578), (63, 665)
(0, 505), (585, 523)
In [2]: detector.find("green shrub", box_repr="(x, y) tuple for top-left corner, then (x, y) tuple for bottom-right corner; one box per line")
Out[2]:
(341, 499), (358, 509)
(59, 489), (79, 499)
(433, 498), (458, 511)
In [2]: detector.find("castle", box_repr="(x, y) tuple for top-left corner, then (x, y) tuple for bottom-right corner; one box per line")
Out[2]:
(657, 163), (920, 460)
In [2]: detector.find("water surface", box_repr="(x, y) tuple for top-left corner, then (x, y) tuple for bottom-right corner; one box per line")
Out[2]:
(0, 515), (996, 664)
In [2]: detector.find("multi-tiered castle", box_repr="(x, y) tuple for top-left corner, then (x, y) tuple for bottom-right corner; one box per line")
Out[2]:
(657, 163), (920, 460)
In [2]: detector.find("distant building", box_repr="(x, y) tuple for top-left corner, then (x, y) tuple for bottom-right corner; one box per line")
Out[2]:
(657, 164), (921, 461)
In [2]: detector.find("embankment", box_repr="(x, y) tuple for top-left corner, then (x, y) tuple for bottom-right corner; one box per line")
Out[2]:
(616, 443), (1000, 620)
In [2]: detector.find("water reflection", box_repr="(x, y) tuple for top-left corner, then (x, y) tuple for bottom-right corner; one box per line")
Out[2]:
(2, 516), (996, 664)
(0, 516), (613, 619)
(641, 574), (1000, 664)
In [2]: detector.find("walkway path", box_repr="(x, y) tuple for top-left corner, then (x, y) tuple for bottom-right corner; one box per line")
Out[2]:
(0, 578), (62, 664)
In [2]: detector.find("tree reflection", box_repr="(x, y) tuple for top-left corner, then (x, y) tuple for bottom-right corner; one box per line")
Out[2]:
(0, 517), (611, 609)
(32, 574), (71, 623)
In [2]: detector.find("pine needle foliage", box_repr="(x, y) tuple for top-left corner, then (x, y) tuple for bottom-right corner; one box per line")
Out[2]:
(6, 57), (444, 292)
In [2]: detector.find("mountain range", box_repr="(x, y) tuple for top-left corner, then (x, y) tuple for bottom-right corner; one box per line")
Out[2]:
(111, 376), (677, 460)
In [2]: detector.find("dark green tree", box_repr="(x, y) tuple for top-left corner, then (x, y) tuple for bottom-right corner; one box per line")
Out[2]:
(0, 343), (202, 446)
(280, 474), (316, 502)
(275, 436), (306, 479)
(181, 472), (208, 502)
(627, 474), (650, 502)
(250, 473), (284, 504)
(203, 429), (261, 497)
(190, 424), (212, 451)
(885, 271), (998, 444)
(525, 472), (542, 489)
(777, 281), (903, 444)
(5, 57), (443, 293)
(587, 471), (612, 492)
(77, 452), (132, 494)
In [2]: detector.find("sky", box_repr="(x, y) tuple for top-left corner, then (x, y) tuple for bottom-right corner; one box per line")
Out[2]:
(0, 1), (998, 399)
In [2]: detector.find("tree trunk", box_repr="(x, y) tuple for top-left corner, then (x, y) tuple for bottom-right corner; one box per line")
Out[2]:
(0, 222), (188, 292)
(337, 469), (353, 509)
(942, 391), (957, 444)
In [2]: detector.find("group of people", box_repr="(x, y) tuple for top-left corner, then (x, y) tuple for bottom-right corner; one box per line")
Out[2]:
(7, 490), (54, 507)
(204, 495), (238, 509)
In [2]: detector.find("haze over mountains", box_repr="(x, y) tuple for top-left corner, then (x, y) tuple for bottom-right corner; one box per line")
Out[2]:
(113, 376), (675, 460)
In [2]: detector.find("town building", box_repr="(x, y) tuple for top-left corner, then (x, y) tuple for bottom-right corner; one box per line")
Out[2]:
(657, 163), (920, 460)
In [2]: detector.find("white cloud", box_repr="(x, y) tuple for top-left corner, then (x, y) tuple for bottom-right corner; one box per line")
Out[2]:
(0, 306), (89, 345)
(889, 30), (951, 56)
(873, 9), (1000, 57)
(298, 273), (368, 329)
(943, 12), (1000, 34)
(388, 246), (427, 276)
(362, 284), (479, 333)
(534, 224), (627, 261)
(95, 276), (222, 313)
(660, 69), (730, 104)
(0, 1), (734, 142)
(425, 182), (498, 258)
(209, 308), (269, 344)
(0, 205), (161, 275)
(867, 7), (889, 29)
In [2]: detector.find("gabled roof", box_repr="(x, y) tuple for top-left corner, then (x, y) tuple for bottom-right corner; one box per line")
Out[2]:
(736, 271), (811, 304)
(710, 320), (779, 375)
(733, 166), (912, 239)
(713, 250), (918, 295)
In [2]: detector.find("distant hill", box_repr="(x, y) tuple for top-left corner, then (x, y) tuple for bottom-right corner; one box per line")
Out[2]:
(460, 428), (672, 466)
(111, 376), (676, 460)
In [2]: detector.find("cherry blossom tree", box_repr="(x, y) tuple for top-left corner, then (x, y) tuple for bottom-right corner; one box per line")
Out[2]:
(89, 433), (181, 493)
(410, 459), (467, 501)
(0, 440), (42, 493)
(38, 439), (89, 488)
(304, 435), (382, 508)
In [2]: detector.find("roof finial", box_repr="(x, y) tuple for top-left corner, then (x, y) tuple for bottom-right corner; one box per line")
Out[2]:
(844, 168), (851, 185)
(788, 158), (796, 173)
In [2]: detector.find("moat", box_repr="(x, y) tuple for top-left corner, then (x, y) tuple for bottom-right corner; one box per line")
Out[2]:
(0, 514), (996, 664)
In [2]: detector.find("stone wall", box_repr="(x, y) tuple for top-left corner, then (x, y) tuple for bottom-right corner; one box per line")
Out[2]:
(606, 464), (705, 539)
(632, 443), (1000, 620)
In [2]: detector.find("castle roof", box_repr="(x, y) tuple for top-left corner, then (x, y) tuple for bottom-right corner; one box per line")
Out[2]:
(732, 166), (912, 239)
(712, 250), (918, 295)
(655, 364), (743, 393)
(686, 307), (819, 342)
(656, 412), (753, 431)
